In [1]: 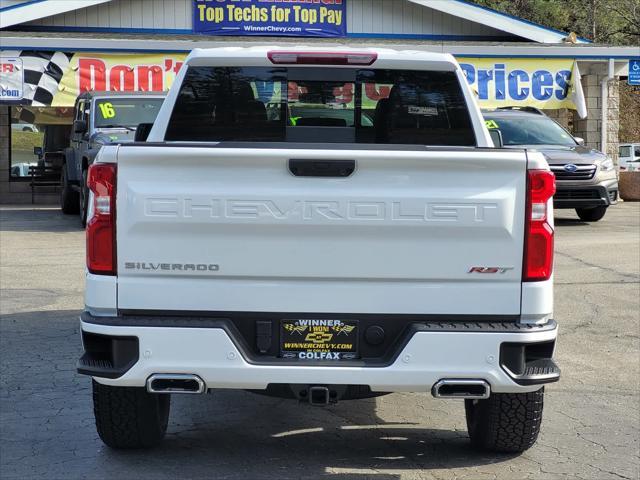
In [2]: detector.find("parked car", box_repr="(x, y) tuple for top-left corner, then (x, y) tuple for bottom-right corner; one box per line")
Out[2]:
(61, 91), (166, 225)
(619, 143), (640, 171)
(78, 47), (560, 453)
(10, 162), (36, 177)
(11, 122), (38, 133)
(483, 107), (618, 222)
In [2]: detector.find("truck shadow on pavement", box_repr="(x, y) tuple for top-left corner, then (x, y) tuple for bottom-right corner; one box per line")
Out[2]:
(0, 207), (84, 233)
(1, 309), (518, 480)
(554, 218), (590, 227)
(157, 391), (517, 477)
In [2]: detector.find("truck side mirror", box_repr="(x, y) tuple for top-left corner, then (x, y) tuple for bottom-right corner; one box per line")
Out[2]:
(74, 120), (88, 134)
(135, 123), (154, 142)
(574, 136), (585, 146)
(33, 146), (43, 157)
(489, 129), (504, 148)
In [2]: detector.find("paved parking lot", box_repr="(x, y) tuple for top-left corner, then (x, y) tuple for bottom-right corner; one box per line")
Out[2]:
(1, 203), (639, 480)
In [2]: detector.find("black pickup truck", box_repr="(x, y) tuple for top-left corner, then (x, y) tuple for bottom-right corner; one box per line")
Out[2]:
(61, 91), (165, 225)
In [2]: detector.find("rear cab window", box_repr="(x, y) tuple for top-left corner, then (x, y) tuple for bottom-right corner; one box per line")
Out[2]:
(94, 98), (164, 128)
(165, 67), (476, 147)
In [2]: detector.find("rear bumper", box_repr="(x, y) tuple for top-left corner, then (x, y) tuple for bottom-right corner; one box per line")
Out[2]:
(553, 182), (618, 209)
(79, 313), (559, 394)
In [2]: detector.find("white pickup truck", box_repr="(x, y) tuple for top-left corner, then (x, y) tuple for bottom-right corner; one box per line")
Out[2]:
(78, 47), (560, 453)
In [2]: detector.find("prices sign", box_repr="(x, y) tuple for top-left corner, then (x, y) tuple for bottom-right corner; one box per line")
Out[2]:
(193, 0), (346, 37)
(0, 57), (24, 101)
(458, 58), (583, 110)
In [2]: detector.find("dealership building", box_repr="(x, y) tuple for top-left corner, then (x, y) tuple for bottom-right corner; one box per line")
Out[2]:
(1, 0), (638, 204)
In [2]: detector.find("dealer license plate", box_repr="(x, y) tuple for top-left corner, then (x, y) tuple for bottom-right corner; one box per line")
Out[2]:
(280, 319), (359, 361)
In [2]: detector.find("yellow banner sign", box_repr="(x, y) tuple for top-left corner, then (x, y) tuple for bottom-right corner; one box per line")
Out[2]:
(52, 53), (188, 107)
(457, 57), (580, 110)
(1, 51), (583, 112)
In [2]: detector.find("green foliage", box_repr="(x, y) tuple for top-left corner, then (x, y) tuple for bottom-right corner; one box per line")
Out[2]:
(472, 0), (640, 45)
(475, 0), (570, 32)
(11, 130), (43, 153)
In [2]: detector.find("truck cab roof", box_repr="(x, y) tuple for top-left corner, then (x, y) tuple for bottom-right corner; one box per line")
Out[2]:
(77, 91), (167, 101)
(185, 46), (460, 71)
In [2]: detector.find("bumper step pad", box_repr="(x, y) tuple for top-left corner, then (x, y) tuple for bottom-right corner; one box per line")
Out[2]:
(509, 358), (561, 386)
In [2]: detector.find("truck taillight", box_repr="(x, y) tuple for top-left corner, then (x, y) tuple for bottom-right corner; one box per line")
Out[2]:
(523, 169), (555, 282)
(86, 163), (116, 275)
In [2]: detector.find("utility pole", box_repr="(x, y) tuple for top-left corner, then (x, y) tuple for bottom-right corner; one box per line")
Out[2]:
(591, 0), (598, 41)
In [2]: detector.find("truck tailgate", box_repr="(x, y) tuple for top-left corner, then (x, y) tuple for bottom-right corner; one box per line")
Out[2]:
(115, 146), (526, 315)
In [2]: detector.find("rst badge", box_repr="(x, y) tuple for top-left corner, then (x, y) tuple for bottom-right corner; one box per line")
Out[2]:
(468, 266), (514, 274)
(0, 58), (24, 101)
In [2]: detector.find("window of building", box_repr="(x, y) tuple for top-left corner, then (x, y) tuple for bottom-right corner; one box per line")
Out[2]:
(9, 107), (73, 181)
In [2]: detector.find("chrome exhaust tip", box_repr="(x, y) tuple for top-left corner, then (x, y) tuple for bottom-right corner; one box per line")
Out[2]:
(432, 379), (490, 399)
(146, 374), (206, 394)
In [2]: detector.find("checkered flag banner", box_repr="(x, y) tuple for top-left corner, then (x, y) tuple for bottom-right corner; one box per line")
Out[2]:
(1, 50), (73, 107)
(2, 50), (187, 107)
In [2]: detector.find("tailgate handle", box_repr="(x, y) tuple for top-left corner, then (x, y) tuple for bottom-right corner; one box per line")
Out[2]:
(289, 159), (355, 178)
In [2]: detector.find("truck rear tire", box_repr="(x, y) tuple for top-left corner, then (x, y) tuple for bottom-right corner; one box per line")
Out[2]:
(576, 206), (607, 222)
(92, 380), (170, 449)
(60, 168), (79, 215)
(465, 388), (544, 453)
